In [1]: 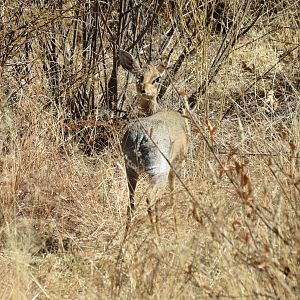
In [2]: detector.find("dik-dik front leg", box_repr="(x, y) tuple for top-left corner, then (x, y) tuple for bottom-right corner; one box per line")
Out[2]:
(126, 167), (138, 220)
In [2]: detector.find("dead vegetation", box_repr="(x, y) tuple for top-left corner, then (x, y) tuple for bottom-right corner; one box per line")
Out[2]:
(0, 0), (299, 299)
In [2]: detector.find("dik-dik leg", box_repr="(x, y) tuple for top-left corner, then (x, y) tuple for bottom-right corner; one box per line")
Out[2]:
(147, 171), (169, 236)
(126, 167), (138, 219)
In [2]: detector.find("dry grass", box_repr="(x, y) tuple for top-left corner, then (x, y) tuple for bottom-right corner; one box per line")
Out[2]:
(1, 1), (300, 299)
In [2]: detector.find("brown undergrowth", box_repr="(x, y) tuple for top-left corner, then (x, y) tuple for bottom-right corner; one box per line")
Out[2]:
(0, 1), (299, 299)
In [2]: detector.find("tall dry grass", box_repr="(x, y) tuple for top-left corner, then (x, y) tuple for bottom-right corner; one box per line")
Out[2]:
(1, 0), (299, 299)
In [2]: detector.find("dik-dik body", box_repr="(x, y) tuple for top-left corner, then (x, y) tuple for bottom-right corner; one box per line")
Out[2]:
(119, 50), (193, 217)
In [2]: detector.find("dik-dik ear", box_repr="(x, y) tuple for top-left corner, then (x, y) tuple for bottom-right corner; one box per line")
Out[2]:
(119, 50), (141, 76)
(176, 89), (197, 114)
(156, 64), (166, 77)
(155, 51), (173, 77)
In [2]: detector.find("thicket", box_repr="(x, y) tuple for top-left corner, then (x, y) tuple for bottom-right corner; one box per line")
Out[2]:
(0, 0), (299, 299)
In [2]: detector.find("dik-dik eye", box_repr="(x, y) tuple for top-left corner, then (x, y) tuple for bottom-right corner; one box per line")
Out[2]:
(152, 76), (161, 85)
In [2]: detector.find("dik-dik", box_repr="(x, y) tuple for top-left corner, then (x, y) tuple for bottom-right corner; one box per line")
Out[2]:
(119, 50), (194, 218)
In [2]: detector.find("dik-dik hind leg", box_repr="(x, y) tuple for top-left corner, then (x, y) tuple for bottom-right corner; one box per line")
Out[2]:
(147, 173), (168, 236)
(168, 160), (184, 202)
(168, 170), (175, 202)
(168, 168), (180, 232)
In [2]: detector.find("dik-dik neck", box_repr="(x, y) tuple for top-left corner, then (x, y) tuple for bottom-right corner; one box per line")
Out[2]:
(137, 95), (162, 116)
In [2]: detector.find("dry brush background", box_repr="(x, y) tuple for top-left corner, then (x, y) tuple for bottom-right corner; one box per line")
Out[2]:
(0, 0), (299, 299)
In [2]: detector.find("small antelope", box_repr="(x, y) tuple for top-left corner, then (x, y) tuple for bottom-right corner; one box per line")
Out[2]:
(119, 50), (194, 218)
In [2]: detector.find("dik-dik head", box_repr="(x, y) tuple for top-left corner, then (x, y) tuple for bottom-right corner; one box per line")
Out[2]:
(119, 50), (166, 115)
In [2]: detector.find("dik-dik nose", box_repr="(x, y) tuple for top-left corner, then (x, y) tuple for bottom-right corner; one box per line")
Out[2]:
(141, 84), (156, 97)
